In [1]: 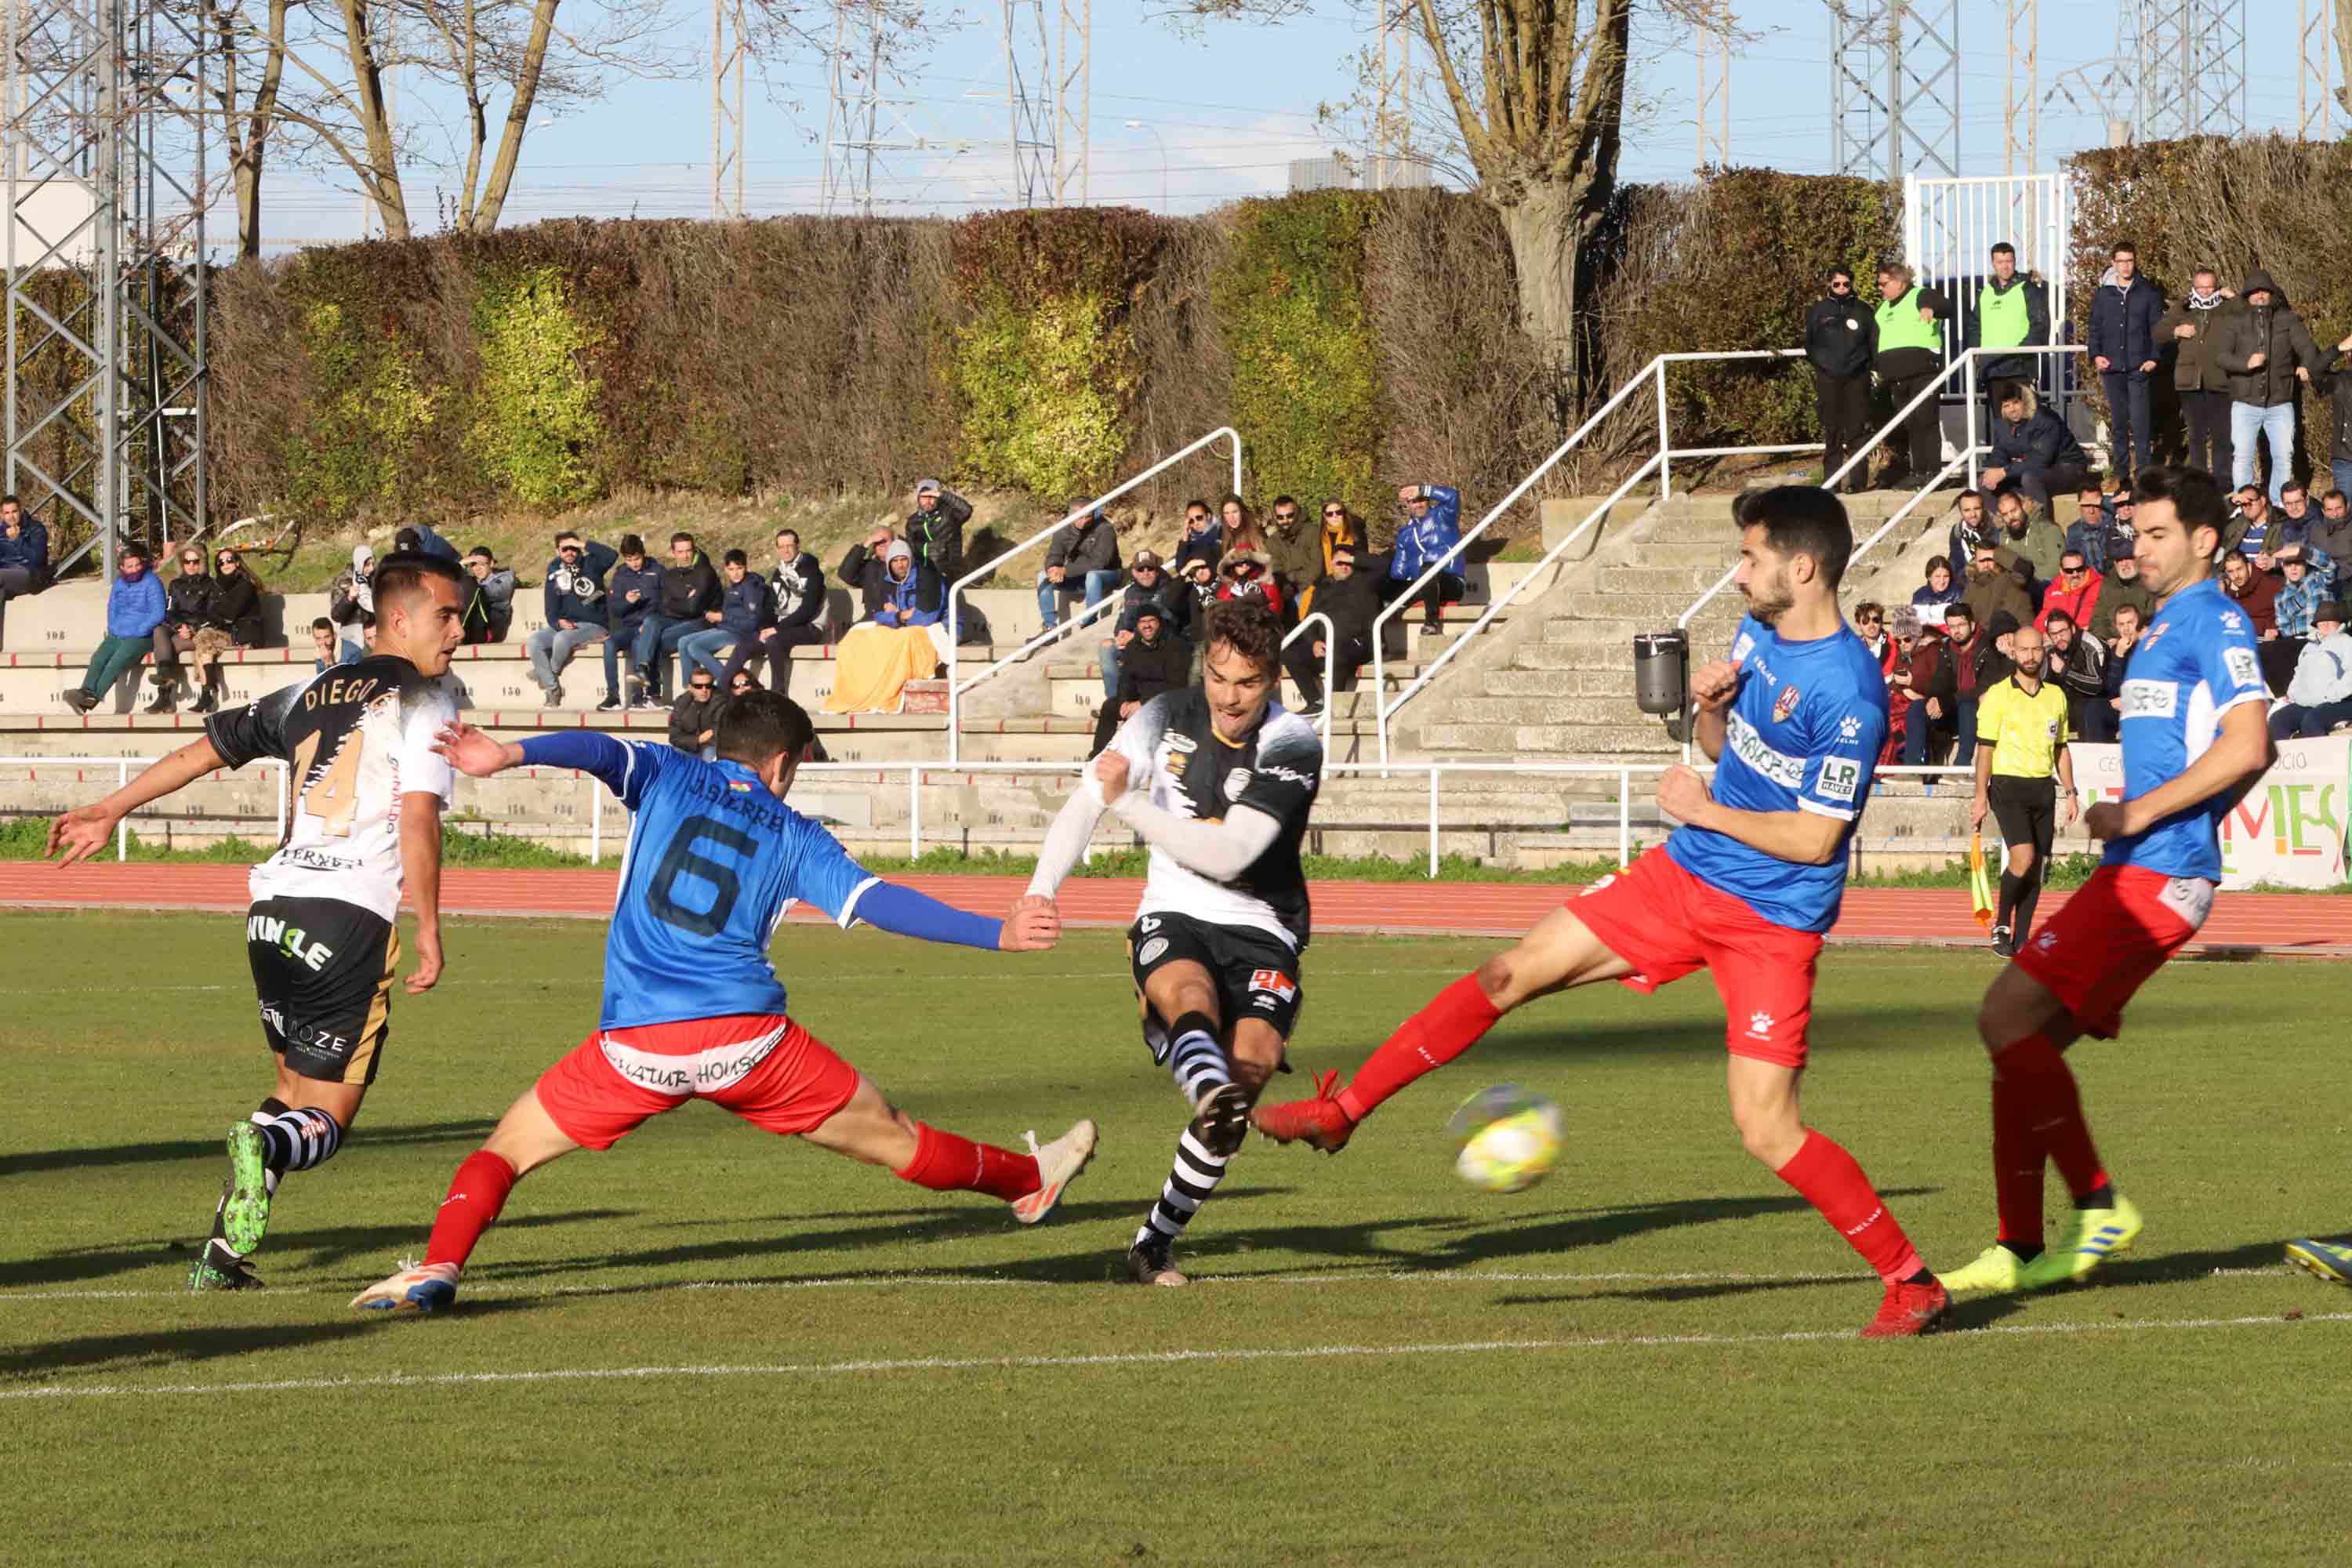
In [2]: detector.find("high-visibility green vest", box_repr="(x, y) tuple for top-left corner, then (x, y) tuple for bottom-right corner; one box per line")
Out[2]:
(1875, 286), (1941, 354)
(1978, 281), (2031, 350)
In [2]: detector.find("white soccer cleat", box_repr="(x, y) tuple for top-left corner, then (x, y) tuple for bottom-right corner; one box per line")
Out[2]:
(350, 1259), (461, 1313)
(1011, 1120), (1099, 1225)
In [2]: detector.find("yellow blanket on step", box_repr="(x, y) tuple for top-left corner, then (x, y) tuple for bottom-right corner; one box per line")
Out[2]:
(824, 623), (938, 714)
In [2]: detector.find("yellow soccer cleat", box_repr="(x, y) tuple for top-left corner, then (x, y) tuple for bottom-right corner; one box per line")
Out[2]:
(2285, 1239), (2352, 1286)
(2017, 1195), (2143, 1290)
(1940, 1243), (2031, 1295)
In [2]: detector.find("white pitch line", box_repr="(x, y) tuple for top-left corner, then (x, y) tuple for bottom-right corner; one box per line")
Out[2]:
(6, 1311), (2347, 1403)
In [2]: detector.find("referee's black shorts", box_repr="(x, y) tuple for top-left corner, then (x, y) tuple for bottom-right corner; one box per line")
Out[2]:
(1987, 773), (2056, 863)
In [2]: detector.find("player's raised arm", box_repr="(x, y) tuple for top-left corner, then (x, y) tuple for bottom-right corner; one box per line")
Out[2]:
(46, 735), (228, 866)
(1093, 749), (1285, 880)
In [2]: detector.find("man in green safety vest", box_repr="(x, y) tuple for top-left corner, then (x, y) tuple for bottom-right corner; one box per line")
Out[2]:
(1872, 263), (1954, 491)
(1962, 242), (2052, 447)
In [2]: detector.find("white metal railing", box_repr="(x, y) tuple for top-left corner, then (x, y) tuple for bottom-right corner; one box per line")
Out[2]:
(1281, 612), (1337, 752)
(1369, 348), (1820, 767)
(0, 754), (291, 860)
(945, 426), (1241, 764)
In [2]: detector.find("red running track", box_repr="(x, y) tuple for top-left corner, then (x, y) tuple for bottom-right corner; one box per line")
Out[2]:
(4, 862), (2350, 956)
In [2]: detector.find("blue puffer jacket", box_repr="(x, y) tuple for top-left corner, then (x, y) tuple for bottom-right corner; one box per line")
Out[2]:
(107, 568), (166, 637)
(1388, 485), (1463, 582)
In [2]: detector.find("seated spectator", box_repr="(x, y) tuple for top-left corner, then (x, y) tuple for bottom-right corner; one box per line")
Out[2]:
(1172, 498), (1221, 577)
(165, 545), (265, 713)
(1316, 500), (1368, 578)
(1911, 554), (1961, 627)
(527, 530), (615, 706)
(2044, 608), (2110, 742)
(328, 543), (375, 663)
(2271, 601), (2352, 739)
(1217, 546), (1284, 621)
(62, 543), (165, 713)
(1217, 494), (1269, 560)
(1267, 495), (1322, 612)
(668, 667), (721, 756)
(1092, 604), (1189, 752)
(906, 478), (972, 587)
(2310, 488), (2352, 568)
(1943, 603), (2005, 766)
(0, 495), (51, 603)
(149, 543), (214, 712)
(308, 616), (348, 675)
(827, 540), (948, 714)
(1381, 481), (1465, 633)
(2103, 601), (2144, 716)
(1283, 547), (1382, 717)
(2226, 484), (2272, 557)
(1962, 543), (2034, 634)
(1098, 550), (1187, 699)
(1946, 488), (1992, 570)
(2038, 549), (2102, 633)
(728, 668), (761, 699)
(2275, 481), (2320, 553)
(603, 532), (660, 712)
(2276, 549), (2331, 640)
(841, 535), (946, 630)
(724, 527), (829, 690)
(681, 549), (773, 684)
(2221, 550), (2280, 641)
(460, 546), (517, 644)
(394, 522), (461, 562)
(1901, 616), (1955, 764)
(2063, 481), (2110, 568)
(2089, 544), (2154, 643)
(633, 532), (720, 706)
(1991, 486), (2061, 596)
(1979, 381), (2090, 519)
(1036, 502), (1121, 634)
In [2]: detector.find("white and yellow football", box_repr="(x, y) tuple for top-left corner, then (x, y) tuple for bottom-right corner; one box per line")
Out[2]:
(1445, 1083), (1563, 1194)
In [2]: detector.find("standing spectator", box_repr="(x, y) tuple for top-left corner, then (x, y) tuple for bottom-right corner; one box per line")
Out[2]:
(1991, 488), (2061, 598)
(2214, 268), (2324, 504)
(1871, 261), (1951, 488)
(328, 543), (375, 662)
(1216, 547), (1284, 620)
(1963, 241), (2051, 436)
(393, 522), (461, 562)
(1265, 495), (1321, 612)
(632, 532), (720, 706)
(2089, 546), (2155, 644)
(1962, 543), (2035, 635)
(459, 546), (517, 646)
(2102, 601), (2144, 716)
(1882, 605), (1922, 760)
(1969, 620), (2077, 956)
(1911, 555), (1962, 628)
(308, 616), (347, 674)
(906, 478), (971, 588)
(2155, 267), (2238, 480)
(527, 530), (615, 706)
(1805, 264), (1875, 490)
(1947, 488), (1993, 569)
(2220, 550), (2280, 640)
(1098, 550), (1187, 699)
(2311, 488), (2352, 567)
(2086, 241), (2165, 482)
(2323, 332), (2352, 502)
(149, 543), (212, 713)
(2038, 549), (2102, 633)
(667, 667), (721, 756)
(603, 533), (659, 711)
(1036, 502), (1122, 634)
(61, 543), (164, 713)
(1094, 604), (1190, 752)
(681, 550), (773, 684)
(1901, 617), (1954, 764)
(2043, 608), (2110, 742)
(1979, 381), (2090, 520)
(1283, 548), (1382, 717)
(1381, 481), (1464, 633)
(0, 495), (51, 603)
(1171, 499), (1221, 577)
(726, 527), (829, 689)
(1314, 499), (1368, 578)
(2271, 601), (2352, 739)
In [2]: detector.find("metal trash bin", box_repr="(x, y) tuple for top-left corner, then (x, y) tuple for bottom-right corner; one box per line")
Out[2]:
(1633, 630), (1687, 717)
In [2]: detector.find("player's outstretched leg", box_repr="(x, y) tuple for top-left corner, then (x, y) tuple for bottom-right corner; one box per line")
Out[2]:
(353, 1087), (575, 1313)
(193, 1084), (359, 1293)
(804, 1075), (1090, 1225)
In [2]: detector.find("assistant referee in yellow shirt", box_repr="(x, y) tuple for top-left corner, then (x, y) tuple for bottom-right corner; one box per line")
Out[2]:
(1971, 621), (2078, 956)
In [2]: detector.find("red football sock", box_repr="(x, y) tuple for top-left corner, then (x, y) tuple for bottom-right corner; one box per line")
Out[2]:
(1990, 1069), (2048, 1246)
(423, 1150), (517, 1271)
(1335, 973), (1503, 1123)
(1994, 1031), (2109, 1200)
(1774, 1129), (1926, 1285)
(894, 1124), (1040, 1201)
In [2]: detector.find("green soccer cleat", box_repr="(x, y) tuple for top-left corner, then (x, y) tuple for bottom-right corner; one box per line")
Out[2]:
(2017, 1194), (2143, 1290)
(187, 1240), (263, 1292)
(221, 1121), (273, 1255)
(1940, 1243), (2031, 1295)
(2285, 1239), (2352, 1286)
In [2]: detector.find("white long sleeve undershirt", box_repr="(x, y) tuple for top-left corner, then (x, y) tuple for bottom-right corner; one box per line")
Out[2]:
(1026, 787), (1281, 895)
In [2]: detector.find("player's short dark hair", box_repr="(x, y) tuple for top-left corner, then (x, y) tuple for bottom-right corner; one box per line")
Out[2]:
(716, 690), (816, 768)
(1201, 600), (1281, 676)
(1733, 485), (1853, 590)
(372, 550), (466, 617)
(2134, 463), (2228, 545)
(723, 548), (748, 568)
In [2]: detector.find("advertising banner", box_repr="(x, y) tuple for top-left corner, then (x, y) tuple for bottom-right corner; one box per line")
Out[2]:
(2067, 734), (2351, 890)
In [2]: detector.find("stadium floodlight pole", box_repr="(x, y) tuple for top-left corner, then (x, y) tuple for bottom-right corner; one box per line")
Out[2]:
(944, 426), (1240, 764)
(1123, 119), (1167, 214)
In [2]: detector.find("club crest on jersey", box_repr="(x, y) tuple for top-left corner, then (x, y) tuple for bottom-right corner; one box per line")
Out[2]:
(728, 779), (753, 793)
(1773, 684), (1802, 724)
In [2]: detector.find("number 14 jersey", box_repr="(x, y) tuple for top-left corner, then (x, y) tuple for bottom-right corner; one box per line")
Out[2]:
(207, 655), (459, 924)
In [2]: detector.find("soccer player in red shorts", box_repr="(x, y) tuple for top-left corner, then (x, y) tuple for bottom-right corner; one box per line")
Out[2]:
(352, 693), (1098, 1313)
(1943, 465), (2273, 1297)
(1255, 487), (1950, 1338)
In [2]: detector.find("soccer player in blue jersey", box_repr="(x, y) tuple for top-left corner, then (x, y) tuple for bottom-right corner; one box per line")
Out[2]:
(1947, 465), (2275, 1296)
(1257, 486), (1950, 1338)
(352, 692), (1096, 1313)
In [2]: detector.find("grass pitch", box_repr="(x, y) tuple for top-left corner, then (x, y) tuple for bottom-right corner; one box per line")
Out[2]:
(3, 909), (2347, 1566)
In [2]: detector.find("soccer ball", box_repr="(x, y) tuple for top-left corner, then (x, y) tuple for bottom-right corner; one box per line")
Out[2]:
(1446, 1083), (1563, 1194)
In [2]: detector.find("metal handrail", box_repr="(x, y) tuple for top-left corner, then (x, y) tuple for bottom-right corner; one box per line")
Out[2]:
(0, 753), (291, 860)
(1280, 612), (1338, 752)
(944, 426), (1241, 763)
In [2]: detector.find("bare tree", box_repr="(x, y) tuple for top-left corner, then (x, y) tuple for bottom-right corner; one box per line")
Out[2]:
(202, 0), (295, 260)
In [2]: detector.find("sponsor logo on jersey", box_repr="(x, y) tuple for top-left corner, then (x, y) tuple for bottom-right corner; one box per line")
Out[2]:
(1746, 1010), (1775, 1040)
(2223, 646), (2260, 688)
(1773, 684), (1803, 724)
(1138, 914), (1161, 934)
(2220, 611), (2245, 633)
(599, 1021), (788, 1098)
(1731, 631), (1755, 663)
(1137, 936), (1169, 966)
(2120, 677), (2177, 719)
(1256, 763), (1315, 788)
(1248, 968), (1298, 1004)
(1726, 713), (1805, 788)
(1164, 732), (1197, 753)
(1225, 768), (1252, 798)
(1816, 756), (1862, 804)
(246, 914), (335, 972)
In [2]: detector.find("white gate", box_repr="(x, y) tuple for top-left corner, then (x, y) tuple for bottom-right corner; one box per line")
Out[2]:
(1903, 172), (2080, 452)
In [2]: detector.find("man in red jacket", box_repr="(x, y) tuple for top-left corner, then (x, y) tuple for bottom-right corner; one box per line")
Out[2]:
(2222, 550), (2281, 639)
(2038, 549), (2103, 633)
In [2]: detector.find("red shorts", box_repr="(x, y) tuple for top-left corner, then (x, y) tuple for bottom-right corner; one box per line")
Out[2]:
(533, 1013), (861, 1152)
(1568, 845), (1824, 1069)
(2011, 864), (2213, 1039)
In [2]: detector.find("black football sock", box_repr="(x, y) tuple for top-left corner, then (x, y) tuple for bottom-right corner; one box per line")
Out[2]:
(2012, 873), (2045, 945)
(251, 1102), (345, 1179)
(1999, 1240), (2045, 1263)
(1997, 870), (2025, 930)
(2075, 1182), (2116, 1210)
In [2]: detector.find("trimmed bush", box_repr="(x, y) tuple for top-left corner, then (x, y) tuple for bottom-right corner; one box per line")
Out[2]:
(464, 264), (604, 510)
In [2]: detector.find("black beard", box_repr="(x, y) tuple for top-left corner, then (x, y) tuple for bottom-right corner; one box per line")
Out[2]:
(1745, 594), (1791, 626)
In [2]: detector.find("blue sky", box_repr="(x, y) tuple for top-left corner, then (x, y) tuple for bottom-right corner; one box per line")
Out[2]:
(259, 0), (2318, 247)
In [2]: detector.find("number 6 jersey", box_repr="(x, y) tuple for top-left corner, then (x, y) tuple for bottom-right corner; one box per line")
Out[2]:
(206, 656), (459, 923)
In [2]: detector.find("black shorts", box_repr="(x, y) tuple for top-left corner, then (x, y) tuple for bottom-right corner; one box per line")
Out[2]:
(1987, 774), (2056, 862)
(245, 896), (402, 1086)
(1127, 910), (1305, 1059)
